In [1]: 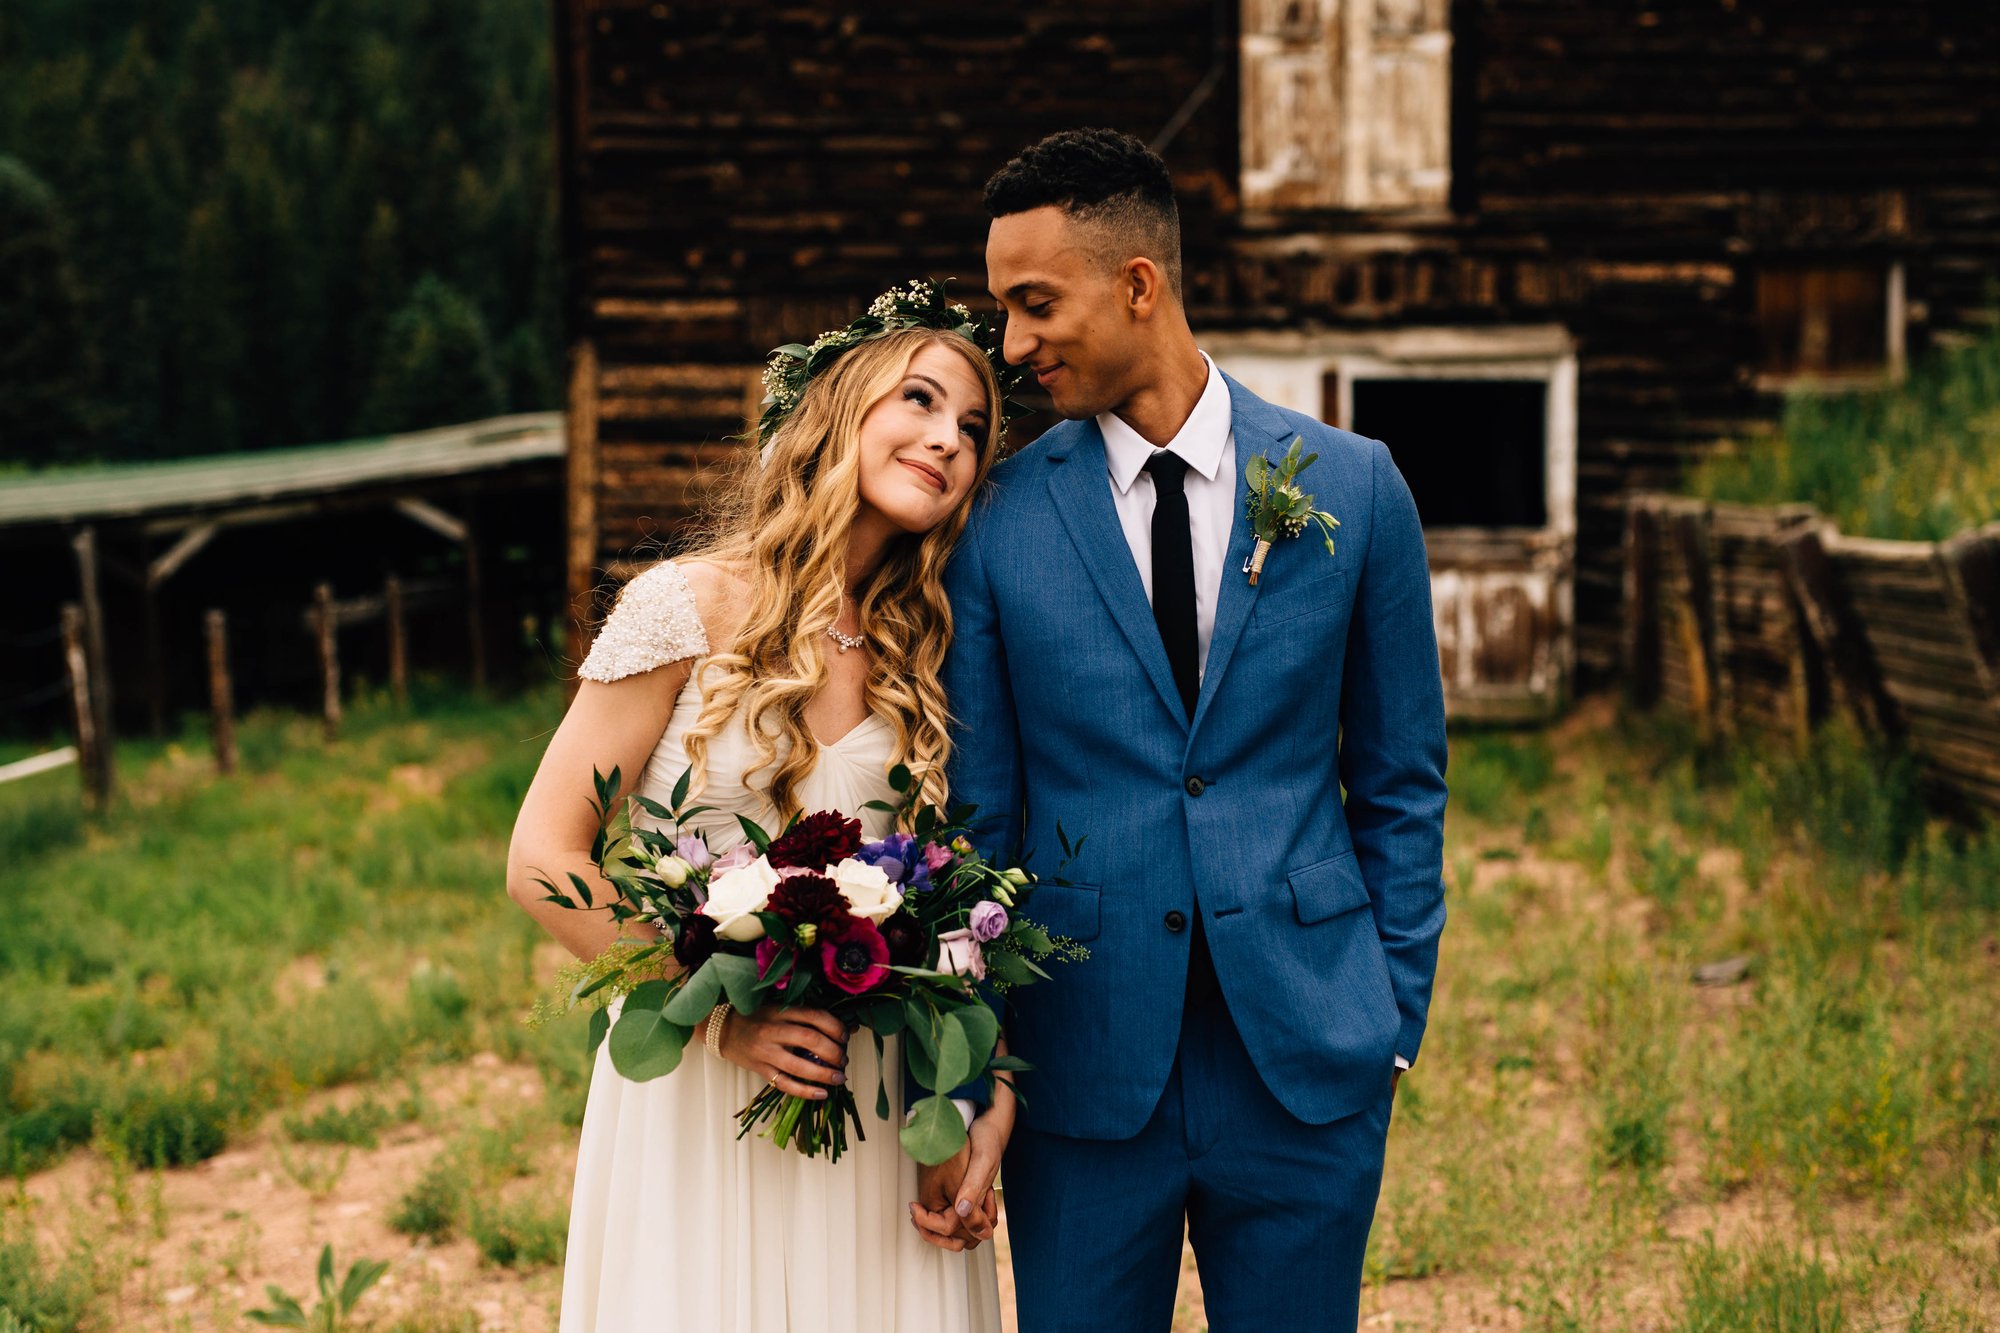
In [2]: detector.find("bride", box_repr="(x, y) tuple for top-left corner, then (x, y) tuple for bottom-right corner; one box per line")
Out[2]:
(506, 292), (1015, 1332)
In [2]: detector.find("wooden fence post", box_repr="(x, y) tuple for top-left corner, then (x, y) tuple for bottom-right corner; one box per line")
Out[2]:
(385, 574), (409, 707)
(1623, 498), (1661, 707)
(314, 582), (341, 742)
(69, 526), (115, 768)
(1669, 507), (1719, 740)
(61, 604), (111, 809)
(206, 609), (236, 775)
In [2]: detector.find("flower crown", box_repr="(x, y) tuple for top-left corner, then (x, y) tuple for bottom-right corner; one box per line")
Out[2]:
(757, 278), (1033, 447)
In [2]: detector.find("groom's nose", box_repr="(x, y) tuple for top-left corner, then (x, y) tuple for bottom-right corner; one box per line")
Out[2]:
(1002, 319), (1037, 368)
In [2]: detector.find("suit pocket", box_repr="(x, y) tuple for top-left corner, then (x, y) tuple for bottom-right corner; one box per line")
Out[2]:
(1251, 565), (1349, 629)
(1023, 882), (1100, 942)
(1288, 852), (1372, 925)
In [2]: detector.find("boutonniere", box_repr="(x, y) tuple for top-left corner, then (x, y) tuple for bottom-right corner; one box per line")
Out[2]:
(1242, 436), (1339, 585)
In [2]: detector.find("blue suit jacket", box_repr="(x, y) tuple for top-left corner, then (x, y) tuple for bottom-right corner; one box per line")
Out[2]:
(941, 374), (1448, 1141)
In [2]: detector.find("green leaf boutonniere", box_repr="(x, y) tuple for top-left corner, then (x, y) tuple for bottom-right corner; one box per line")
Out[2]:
(1242, 436), (1339, 585)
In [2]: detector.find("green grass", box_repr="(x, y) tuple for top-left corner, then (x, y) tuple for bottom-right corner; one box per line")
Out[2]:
(1366, 705), (2000, 1327)
(1689, 319), (2000, 539)
(3, 682), (1996, 1328)
(0, 681), (580, 1178)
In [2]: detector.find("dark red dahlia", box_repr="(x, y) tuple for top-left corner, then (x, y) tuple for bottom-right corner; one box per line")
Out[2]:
(879, 910), (926, 968)
(820, 917), (891, 994)
(767, 872), (853, 930)
(765, 811), (863, 870)
(672, 913), (718, 971)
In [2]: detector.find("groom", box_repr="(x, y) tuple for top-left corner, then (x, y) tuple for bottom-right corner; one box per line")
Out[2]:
(939, 129), (1448, 1329)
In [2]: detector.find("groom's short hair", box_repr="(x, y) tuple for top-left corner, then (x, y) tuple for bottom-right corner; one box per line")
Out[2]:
(984, 128), (1183, 303)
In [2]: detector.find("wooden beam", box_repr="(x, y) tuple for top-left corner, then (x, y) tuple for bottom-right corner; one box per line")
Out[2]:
(147, 522), (218, 588)
(394, 496), (468, 544)
(0, 747), (77, 785)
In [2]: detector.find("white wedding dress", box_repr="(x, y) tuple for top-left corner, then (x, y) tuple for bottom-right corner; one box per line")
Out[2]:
(559, 560), (1001, 1333)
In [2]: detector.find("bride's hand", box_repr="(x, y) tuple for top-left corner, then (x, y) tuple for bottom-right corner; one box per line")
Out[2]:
(910, 1105), (1011, 1251)
(716, 1005), (849, 1099)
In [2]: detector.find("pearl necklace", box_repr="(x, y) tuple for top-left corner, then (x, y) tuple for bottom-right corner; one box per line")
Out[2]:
(825, 623), (866, 653)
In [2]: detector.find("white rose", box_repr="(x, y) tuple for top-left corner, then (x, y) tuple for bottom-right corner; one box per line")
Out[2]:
(830, 857), (903, 923)
(702, 856), (779, 941)
(653, 854), (692, 888)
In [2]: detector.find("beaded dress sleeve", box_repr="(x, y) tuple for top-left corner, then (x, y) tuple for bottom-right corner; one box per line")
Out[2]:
(576, 561), (710, 683)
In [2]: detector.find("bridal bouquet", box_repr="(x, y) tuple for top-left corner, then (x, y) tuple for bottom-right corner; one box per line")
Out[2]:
(533, 763), (1072, 1165)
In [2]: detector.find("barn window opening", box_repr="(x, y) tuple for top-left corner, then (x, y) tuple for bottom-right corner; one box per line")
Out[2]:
(1756, 261), (1904, 386)
(1348, 378), (1547, 528)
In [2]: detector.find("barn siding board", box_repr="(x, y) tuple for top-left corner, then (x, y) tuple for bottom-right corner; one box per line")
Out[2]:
(1628, 495), (2000, 816)
(557, 1), (2000, 685)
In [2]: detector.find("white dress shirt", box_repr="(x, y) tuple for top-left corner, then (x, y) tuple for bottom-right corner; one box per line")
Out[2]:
(1097, 353), (1237, 680)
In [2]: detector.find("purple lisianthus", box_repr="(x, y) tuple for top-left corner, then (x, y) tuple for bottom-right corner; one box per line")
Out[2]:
(969, 900), (1008, 942)
(675, 834), (713, 871)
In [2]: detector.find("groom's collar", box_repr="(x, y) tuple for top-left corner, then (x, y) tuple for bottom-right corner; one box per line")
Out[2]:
(1096, 352), (1233, 494)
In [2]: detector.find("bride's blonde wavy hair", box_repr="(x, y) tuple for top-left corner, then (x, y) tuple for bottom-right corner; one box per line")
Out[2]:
(677, 327), (1003, 819)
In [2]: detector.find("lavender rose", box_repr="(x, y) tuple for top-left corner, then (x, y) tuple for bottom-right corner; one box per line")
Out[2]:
(968, 900), (1008, 942)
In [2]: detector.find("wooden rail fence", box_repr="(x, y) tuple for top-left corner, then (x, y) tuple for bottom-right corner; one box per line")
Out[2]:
(1625, 494), (2000, 816)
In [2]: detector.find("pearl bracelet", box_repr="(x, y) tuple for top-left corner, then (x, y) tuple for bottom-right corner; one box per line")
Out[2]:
(703, 1003), (731, 1058)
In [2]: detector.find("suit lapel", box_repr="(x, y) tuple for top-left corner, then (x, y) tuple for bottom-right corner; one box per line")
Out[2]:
(1044, 422), (1189, 731)
(1189, 375), (1299, 738)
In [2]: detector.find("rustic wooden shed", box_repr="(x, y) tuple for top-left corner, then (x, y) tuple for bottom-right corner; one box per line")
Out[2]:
(553, 0), (2000, 717)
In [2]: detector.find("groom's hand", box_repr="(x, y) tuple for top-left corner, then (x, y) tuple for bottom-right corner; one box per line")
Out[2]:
(911, 1141), (993, 1251)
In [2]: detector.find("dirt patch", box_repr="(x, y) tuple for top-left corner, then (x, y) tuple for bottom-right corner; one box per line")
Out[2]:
(15, 1060), (563, 1332)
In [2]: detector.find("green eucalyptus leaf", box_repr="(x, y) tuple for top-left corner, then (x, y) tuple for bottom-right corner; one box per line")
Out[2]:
(932, 1012), (974, 1092)
(587, 1005), (611, 1057)
(608, 993), (689, 1081)
(899, 1093), (968, 1166)
(709, 952), (762, 1013)
(663, 962), (724, 1025)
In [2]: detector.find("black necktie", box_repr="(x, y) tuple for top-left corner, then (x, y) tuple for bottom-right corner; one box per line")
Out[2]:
(1144, 450), (1199, 721)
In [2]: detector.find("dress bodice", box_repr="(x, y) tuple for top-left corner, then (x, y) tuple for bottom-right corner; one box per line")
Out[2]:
(577, 561), (899, 848)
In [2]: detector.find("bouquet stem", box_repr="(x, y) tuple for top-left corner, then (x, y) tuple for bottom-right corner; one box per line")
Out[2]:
(734, 1085), (865, 1163)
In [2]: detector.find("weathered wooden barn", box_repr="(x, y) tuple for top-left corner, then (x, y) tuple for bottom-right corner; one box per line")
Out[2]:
(553, 0), (2000, 717)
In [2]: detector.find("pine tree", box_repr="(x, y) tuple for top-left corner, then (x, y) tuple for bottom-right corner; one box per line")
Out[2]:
(358, 272), (506, 435)
(0, 155), (94, 462)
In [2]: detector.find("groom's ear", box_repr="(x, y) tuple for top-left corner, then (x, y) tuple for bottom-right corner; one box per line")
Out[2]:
(1123, 256), (1168, 321)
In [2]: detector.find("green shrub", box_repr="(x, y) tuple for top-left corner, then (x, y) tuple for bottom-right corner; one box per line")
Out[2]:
(389, 1157), (463, 1244)
(95, 1082), (235, 1169)
(283, 1099), (394, 1149)
(0, 1231), (99, 1332)
(467, 1198), (565, 1269)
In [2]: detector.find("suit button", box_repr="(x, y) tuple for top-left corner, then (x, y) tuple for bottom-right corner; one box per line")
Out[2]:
(1164, 910), (1187, 932)
(1184, 776), (1205, 797)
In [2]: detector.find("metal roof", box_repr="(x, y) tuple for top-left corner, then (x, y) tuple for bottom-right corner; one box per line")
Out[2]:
(0, 412), (565, 529)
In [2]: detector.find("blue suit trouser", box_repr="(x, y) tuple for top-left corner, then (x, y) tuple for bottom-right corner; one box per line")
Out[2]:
(1003, 990), (1393, 1332)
